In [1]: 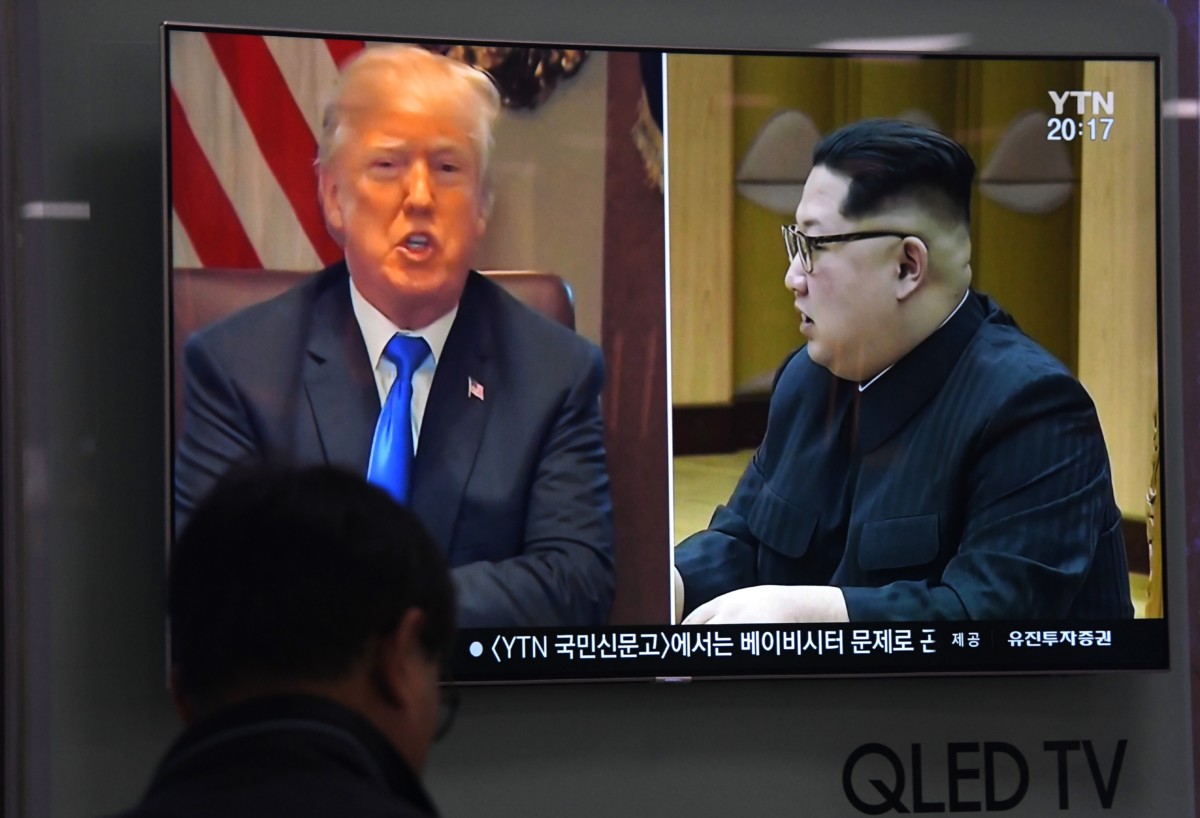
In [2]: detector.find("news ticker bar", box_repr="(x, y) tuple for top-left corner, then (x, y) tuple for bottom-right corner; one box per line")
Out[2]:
(448, 620), (1168, 682)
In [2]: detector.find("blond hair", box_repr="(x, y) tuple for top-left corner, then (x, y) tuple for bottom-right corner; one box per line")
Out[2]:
(317, 45), (501, 178)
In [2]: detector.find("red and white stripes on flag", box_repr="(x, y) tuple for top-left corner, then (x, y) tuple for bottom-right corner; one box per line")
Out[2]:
(169, 31), (365, 271)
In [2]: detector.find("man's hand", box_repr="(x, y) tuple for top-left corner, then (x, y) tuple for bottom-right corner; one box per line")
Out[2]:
(682, 585), (849, 625)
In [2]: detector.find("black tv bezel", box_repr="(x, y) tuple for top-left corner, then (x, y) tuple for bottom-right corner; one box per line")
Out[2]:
(162, 22), (1169, 685)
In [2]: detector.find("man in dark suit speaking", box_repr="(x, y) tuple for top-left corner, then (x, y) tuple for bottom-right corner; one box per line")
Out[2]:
(674, 119), (1133, 624)
(174, 45), (614, 628)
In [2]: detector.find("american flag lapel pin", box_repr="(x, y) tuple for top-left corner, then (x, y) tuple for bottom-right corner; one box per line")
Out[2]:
(467, 376), (485, 402)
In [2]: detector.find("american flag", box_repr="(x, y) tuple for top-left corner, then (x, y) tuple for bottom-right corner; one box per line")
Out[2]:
(468, 377), (486, 401)
(169, 30), (365, 271)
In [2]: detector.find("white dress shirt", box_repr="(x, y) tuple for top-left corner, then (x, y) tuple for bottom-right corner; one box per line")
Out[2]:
(349, 278), (458, 452)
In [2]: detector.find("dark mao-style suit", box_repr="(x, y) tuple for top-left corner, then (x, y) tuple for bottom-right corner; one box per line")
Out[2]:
(175, 263), (614, 628)
(675, 292), (1134, 621)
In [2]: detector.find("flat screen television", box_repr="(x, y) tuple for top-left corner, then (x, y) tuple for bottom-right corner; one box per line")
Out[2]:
(164, 22), (1168, 682)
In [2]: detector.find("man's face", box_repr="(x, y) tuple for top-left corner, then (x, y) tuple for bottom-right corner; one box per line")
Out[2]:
(380, 610), (447, 774)
(784, 166), (905, 381)
(320, 71), (486, 325)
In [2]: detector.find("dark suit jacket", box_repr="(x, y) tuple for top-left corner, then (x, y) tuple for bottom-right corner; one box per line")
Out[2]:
(675, 292), (1134, 621)
(174, 263), (614, 627)
(106, 695), (437, 818)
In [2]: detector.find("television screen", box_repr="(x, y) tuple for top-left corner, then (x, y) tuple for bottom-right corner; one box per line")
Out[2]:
(164, 23), (1167, 682)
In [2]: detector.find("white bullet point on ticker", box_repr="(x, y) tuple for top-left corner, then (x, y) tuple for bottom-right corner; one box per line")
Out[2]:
(469, 641), (484, 657)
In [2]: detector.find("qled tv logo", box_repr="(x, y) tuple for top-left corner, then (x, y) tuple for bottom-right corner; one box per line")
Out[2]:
(843, 740), (1126, 814)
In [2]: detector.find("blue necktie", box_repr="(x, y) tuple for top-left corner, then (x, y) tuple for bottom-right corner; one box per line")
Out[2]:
(367, 334), (431, 504)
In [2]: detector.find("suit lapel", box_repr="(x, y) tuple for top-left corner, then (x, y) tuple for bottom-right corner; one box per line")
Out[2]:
(410, 272), (495, 553)
(303, 267), (380, 473)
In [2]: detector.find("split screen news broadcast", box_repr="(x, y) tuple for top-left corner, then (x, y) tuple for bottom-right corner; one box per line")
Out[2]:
(165, 23), (1167, 682)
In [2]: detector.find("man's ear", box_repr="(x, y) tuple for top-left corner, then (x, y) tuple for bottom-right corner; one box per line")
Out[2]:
(895, 235), (929, 300)
(318, 168), (346, 242)
(372, 608), (429, 709)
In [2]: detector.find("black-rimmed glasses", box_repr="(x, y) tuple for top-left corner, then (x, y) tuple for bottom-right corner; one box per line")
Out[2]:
(782, 225), (916, 272)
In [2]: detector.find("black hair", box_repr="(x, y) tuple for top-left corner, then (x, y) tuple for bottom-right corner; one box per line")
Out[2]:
(169, 464), (455, 709)
(812, 119), (975, 224)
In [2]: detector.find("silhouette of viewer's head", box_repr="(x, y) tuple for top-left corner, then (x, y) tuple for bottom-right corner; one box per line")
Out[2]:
(169, 464), (456, 772)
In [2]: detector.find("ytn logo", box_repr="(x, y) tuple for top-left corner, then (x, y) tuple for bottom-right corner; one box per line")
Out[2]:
(843, 740), (1126, 814)
(1048, 90), (1115, 116)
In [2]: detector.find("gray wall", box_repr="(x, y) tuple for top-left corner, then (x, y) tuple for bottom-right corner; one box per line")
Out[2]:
(3, 0), (1194, 816)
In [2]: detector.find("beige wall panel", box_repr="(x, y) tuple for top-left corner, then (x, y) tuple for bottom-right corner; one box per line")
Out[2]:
(731, 57), (838, 390)
(855, 58), (960, 127)
(968, 60), (1082, 370)
(668, 54), (735, 405)
(1077, 60), (1159, 519)
(479, 53), (609, 345)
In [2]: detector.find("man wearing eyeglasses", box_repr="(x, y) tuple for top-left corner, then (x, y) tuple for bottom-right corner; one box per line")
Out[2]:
(674, 118), (1132, 624)
(110, 465), (457, 818)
